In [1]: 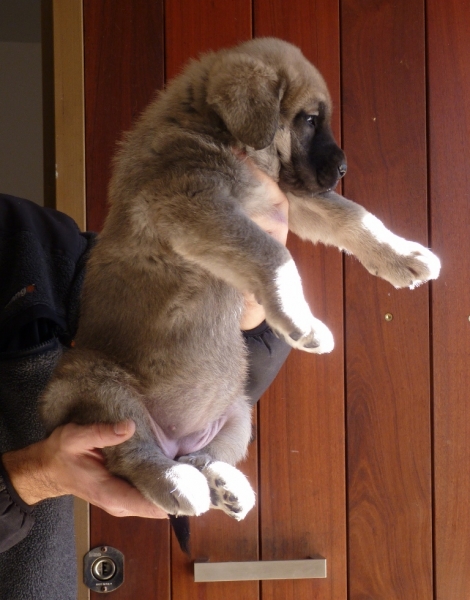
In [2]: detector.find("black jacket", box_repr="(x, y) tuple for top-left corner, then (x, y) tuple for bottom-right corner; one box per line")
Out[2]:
(0, 194), (290, 598)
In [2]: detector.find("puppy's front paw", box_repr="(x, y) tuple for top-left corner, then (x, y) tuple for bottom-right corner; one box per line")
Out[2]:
(201, 461), (255, 520)
(393, 242), (441, 288)
(360, 215), (441, 288)
(366, 240), (441, 289)
(273, 316), (334, 354)
(264, 259), (334, 354)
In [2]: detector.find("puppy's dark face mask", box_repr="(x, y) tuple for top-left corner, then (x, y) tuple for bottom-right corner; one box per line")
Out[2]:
(278, 103), (347, 196)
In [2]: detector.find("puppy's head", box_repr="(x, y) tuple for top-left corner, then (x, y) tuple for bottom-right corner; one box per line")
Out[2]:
(206, 38), (347, 194)
(206, 52), (282, 151)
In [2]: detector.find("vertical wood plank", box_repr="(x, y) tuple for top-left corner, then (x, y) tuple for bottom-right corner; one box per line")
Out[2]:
(83, 2), (170, 599)
(427, 1), (470, 598)
(84, 0), (165, 232)
(89, 517), (171, 600)
(164, 0), (252, 81)
(341, 0), (433, 597)
(254, 3), (347, 600)
(164, 3), (258, 600)
(170, 448), (259, 600)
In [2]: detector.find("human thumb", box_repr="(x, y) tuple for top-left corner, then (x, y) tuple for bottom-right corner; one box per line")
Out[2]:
(113, 420), (136, 437)
(87, 420), (136, 448)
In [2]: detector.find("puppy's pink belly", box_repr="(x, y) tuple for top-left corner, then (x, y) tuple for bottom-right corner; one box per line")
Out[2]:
(149, 414), (229, 459)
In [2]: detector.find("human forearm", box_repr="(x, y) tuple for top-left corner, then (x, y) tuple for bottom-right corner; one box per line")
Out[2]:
(1, 442), (56, 505)
(240, 292), (266, 330)
(1, 421), (168, 518)
(239, 156), (289, 331)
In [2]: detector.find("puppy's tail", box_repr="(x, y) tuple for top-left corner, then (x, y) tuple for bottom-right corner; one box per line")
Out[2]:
(169, 514), (191, 555)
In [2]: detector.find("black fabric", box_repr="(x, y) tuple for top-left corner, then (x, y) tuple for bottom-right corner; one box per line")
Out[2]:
(0, 194), (95, 347)
(0, 346), (76, 600)
(243, 321), (291, 405)
(0, 459), (34, 553)
(0, 195), (94, 599)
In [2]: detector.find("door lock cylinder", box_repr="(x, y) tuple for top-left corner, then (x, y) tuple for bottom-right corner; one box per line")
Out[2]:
(84, 546), (124, 593)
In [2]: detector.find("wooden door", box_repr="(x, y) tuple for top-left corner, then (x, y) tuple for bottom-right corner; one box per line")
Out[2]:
(69, 0), (470, 598)
(428, 1), (470, 598)
(342, 1), (433, 597)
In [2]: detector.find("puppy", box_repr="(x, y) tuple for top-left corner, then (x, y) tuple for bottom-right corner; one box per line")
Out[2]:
(40, 38), (440, 532)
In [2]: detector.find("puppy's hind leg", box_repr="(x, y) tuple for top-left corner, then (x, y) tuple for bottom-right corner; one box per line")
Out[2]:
(103, 432), (212, 517)
(41, 355), (212, 517)
(179, 399), (256, 520)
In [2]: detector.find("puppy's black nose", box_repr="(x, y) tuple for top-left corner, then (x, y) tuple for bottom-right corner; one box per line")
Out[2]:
(338, 163), (347, 178)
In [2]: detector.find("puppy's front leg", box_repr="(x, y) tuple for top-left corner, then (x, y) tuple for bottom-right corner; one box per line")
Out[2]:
(288, 191), (441, 288)
(160, 191), (334, 353)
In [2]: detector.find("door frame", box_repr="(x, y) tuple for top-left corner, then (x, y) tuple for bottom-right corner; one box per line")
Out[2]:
(49, 1), (89, 598)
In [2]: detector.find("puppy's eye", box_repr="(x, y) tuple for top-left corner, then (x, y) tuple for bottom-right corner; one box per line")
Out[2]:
(306, 114), (319, 128)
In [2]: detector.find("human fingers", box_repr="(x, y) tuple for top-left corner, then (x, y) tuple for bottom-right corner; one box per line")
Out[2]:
(239, 290), (266, 330)
(59, 420), (136, 454)
(83, 474), (169, 519)
(249, 207), (289, 246)
(241, 155), (289, 205)
(45, 425), (168, 518)
(241, 157), (289, 245)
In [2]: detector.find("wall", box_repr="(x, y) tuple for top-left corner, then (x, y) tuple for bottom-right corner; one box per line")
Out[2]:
(0, 0), (43, 205)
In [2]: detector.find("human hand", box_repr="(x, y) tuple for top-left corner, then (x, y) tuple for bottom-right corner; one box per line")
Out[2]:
(238, 155), (290, 330)
(1, 420), (168, 519)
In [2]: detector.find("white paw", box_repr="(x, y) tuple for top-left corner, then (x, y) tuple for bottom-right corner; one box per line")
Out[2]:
(178, 453), (213, 469)
(266, 259), (335, 354)
(201, 461), (256, 520)
(394, 242), (441, 288)
(366, 241), (441, 289)
(165, 463), (211, 516)
(361, 215), (441, 288)
(272, 316), (334, 354)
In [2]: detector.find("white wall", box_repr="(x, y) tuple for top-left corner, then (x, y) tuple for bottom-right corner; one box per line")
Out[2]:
(0, 0), (43, 205)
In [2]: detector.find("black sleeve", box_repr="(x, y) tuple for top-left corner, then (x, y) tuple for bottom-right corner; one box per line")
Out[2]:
(0, 194), (96, 350)
(243, 321), (291, 405)
(0, 195), (95, 552)
(0, 458), (34, 553)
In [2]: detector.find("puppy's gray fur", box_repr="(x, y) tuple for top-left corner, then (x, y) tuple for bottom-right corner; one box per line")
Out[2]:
(40, 38), (440, 519)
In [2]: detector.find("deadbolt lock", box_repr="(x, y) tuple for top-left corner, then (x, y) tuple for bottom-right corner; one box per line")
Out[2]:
(84, 546), (124, 593)
(92, 557), (117, 581)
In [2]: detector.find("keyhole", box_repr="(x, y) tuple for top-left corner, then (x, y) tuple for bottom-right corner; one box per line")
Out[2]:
(92, 557), (117, 581)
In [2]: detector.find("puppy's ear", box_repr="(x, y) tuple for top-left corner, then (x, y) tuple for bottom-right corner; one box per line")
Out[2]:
(207, 53), (282, 150)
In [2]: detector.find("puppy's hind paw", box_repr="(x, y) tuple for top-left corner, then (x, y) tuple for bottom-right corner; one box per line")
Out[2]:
(178, 453), (212, 469)
(164, 463), (211, 516)
(201, 461), (255, 520)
